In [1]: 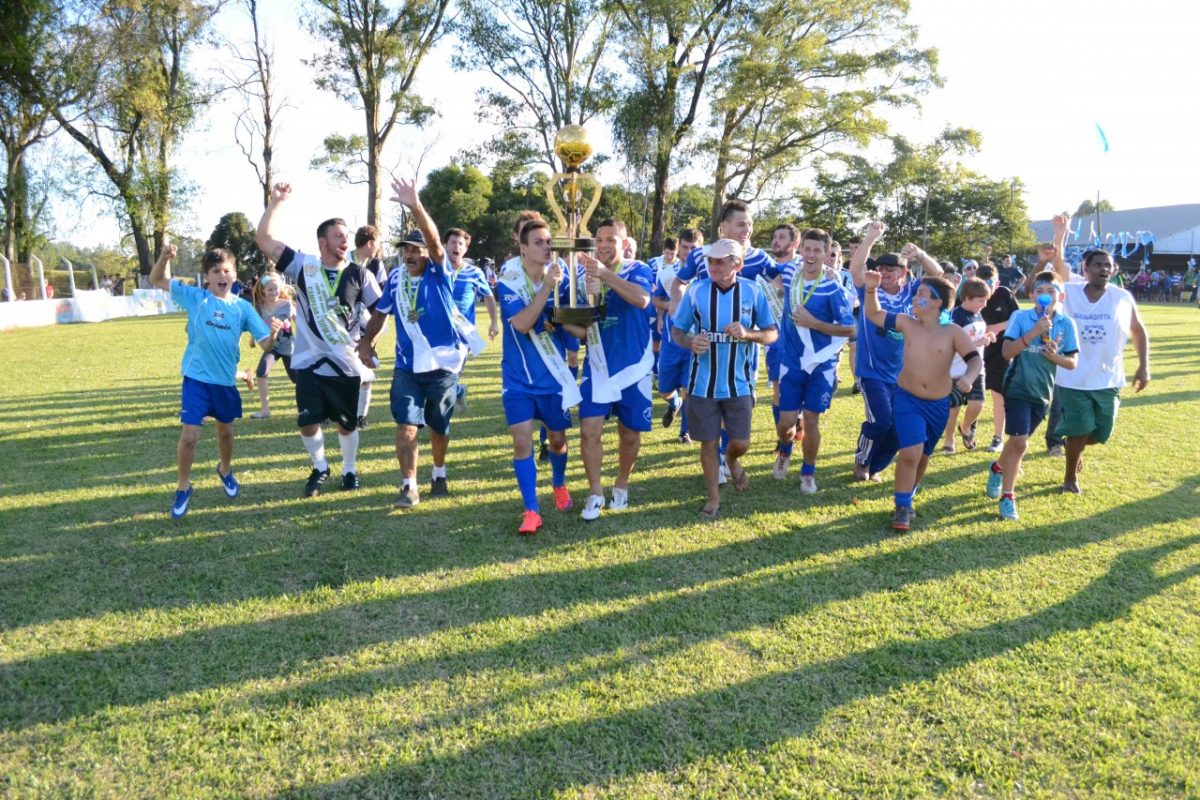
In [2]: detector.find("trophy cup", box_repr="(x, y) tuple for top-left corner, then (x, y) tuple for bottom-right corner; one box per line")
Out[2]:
(545, 125), (605, 326)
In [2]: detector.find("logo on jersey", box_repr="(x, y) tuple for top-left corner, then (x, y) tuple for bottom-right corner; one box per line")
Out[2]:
(1080, 324), (1107, 344)
(213, 310), (225, 320)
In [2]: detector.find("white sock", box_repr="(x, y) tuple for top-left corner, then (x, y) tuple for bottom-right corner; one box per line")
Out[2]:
(432, 465), (446, 479)
(302, 430), (328, 471)
(357, 382), (372, 417)
(339, 430), (359, 474)
(402, 477), (414, 490)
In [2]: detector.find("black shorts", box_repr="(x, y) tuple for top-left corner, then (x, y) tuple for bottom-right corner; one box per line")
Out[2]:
(983, 356), (1008, 394)
(294, 367), (361, 430)
(950, 374), (985, 407)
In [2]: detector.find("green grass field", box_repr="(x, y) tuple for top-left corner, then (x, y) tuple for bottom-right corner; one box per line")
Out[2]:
(1, 304), (1197, 798)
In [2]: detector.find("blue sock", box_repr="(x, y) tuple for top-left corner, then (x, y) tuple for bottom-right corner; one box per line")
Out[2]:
(539, 426), (548, 445)
(455, 383), (466, 401)
(679, 401), (689, 435)
(548, 449), (567, 487)
(772, 404), (780, 425)
(801, 462), (816, 477)
(570, 365), (579, 379)
(895, 490), (914, 509)
(719, 428), (729, 456)
(513, 456), (539, 512)
(779, 441), (794, 457)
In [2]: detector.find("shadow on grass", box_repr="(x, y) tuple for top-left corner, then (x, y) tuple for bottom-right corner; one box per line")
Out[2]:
(270, 532), (1200, 799)
(2, 477), (1196, 736)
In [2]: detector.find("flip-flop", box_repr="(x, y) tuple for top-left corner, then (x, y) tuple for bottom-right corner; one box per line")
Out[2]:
(699, 505), (720, 520)
(730, 465), (750, 492)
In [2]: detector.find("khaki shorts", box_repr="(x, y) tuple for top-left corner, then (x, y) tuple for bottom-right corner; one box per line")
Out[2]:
(686, 395), (754, 442)
(1053, 386), (1120, 444)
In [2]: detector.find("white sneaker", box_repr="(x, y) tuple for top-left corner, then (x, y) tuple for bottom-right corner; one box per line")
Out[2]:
(718, 464), (730, 485)
(250, 410), (270, 419)
(609, 487), (629, 511)
(773, 453), (790, 480)
(799, 475), (818, 494)
(581, 494), (605, 521)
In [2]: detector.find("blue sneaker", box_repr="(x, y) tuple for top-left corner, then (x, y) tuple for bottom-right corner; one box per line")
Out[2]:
(171, 485), (193, 518)
(986, 463), (1003, 499)
(999, 496), (1018, 520)
(216, 464), (239, 498)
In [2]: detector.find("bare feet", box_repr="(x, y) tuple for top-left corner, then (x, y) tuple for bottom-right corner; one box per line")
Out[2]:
(699, 502), (720, 519)
(1060, 481), (1081, 494)
(729, 463), (749, 492)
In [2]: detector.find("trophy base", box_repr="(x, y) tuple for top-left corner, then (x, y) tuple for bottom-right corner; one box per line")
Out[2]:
(552, 305), (606, 326)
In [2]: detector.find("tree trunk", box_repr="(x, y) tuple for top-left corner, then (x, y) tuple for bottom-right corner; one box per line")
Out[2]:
(365, 119), (383, 227)
(2, 145), (20, 264)
(710, 109), (735, 232)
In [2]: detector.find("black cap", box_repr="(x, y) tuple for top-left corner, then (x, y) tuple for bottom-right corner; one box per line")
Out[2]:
(875, 252), (903, 268)
(398, 229), (426, 248)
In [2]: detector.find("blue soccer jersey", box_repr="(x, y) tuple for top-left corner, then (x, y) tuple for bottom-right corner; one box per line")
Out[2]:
(497, 266), (576, 394)
(376, 254), (465, 373)
(675, 244), (774, 284)
(585, 260), (654, 379)
(855, 281), (920, 384)
(671, 277), (777, 399)
(451, 263), (493, 323)
(779, 271), (855, 373)
(171, 281), (270, 386)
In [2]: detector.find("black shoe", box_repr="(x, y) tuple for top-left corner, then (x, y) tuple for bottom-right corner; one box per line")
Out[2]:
(538, 442), (549, 462)
(342, 471), (360, 490)
(852, 380), (862, 395)
(679, 433), (692, 445)
(356, 415), (369, 431)
(304, 468), (330, 497)
(430, 476), (448, 497)
(662, 403), (678, 428)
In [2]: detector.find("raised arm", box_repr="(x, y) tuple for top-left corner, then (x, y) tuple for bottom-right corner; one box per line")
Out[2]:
(509, 262), (561, 335)
(850, 220), (886, 287)
(900, 242), (942, 278)
(390, 176), (445, 264)
(256, 183), (292, 263)
(148, 243), (177, 291)
(1049, 212), (1071, 283)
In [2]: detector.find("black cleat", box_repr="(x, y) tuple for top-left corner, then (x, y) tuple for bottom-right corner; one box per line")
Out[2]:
(430, 476), (448, 497)
(356, 415), (369, 431)
(304, 468), (330, 498)
(341, 471), (360, 490)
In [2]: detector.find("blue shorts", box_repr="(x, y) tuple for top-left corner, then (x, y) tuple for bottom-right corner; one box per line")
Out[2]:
(502, 387), (574, 431)
(390, 367), (458, 435)
(657, 343), (691, 396)
(766, 343), (782, 383)
(180, 376), (242, 426)
(1004, 396), (1048, 437)
(579, 373), (654, 432)
(778, 362), (838, 414)
(894, 386), (950, 456)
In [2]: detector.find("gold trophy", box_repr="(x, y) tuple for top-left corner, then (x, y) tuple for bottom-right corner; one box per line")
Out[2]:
(545, 124), (605, 326)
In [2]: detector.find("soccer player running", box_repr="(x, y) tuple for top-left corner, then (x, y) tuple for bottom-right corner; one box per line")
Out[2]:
(654, 228), (703, 443)
(763, 223), (801, 469)
(773, 228), (855, 491)
(256, 183), (382, 496)
(671, 239), (778, 519)
(861, 269), (982, 531)
(358, 177), (482, 507)
(150, 243), (282, 518)
(444, 226), (499, 413)
(573, 219), (655, 520)
(496, 218), (579, 534)
(1043, 213), (1150, 494)
(848, 221), (945, 482)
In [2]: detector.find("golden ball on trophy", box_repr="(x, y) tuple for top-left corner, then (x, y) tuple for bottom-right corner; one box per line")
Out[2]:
(554, 125), (593, 170)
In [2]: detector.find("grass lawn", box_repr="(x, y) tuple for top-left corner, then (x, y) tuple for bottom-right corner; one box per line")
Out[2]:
(0, 302), (1197, 798)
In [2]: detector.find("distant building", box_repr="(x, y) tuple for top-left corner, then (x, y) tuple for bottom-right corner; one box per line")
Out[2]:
(1029, 203), (1200, 272)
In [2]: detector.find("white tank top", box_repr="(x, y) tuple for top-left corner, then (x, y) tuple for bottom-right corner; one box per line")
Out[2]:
(1056, 278), (1134, 390)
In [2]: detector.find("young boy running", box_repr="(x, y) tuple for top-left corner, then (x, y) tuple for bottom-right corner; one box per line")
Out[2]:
(149, 244), (282, 518)
(941, 277), (994, 451)
(862, 269), (982, 530)
(986, 272), (1079, 519)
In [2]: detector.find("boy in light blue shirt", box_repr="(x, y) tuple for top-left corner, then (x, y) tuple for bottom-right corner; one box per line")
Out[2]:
(150, 244), (281, 519)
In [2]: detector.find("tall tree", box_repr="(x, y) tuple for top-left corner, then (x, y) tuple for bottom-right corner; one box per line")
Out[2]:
(307, 0), (451, 227)
(610, 0), (736, 252)
(8, 0), (216, 274)
(703, 0), (938, 228)
(1073, 198), (1114, 217)
(454, 0), (616, 174)
(226, 0), (286, 209)
(206, 211), (265, 279)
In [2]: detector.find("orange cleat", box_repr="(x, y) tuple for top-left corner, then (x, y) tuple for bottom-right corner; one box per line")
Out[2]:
(553, 485), (573, 512)
(518, 510), (542, 535)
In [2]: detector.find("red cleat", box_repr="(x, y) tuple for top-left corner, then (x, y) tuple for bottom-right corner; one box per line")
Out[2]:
(518, 510), (542, 535)
(553, 485), (573, 512)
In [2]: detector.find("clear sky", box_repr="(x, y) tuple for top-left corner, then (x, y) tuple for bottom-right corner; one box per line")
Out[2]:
(44, 0), (1199, 250)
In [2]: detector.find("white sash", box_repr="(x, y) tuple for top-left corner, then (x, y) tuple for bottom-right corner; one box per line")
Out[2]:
(500, 269), (581, 410)
(393, 268), (470, 374)
(789, 274), (846, 374)
(585, 264), (654, 402)
(303, 262), (353, 347)
(757, 274), (785, 323)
